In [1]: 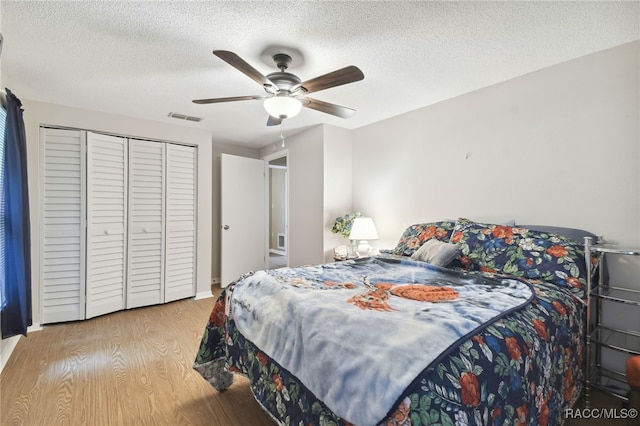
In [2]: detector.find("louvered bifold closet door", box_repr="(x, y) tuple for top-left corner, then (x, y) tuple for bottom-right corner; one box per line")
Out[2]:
(41, 128), (86, 323)
(127, 140), (165, 309)
(165, 143), (197, 302)
(86, 132), (128, 319)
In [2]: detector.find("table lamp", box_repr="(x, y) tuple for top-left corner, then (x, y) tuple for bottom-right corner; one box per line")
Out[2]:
(349, 217), (379, 257)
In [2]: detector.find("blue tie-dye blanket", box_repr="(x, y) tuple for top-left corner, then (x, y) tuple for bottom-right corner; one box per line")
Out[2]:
(230, 256), (533, 426)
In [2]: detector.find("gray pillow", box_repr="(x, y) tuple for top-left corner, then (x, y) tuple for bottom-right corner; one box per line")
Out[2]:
(411, 239), (461, 267)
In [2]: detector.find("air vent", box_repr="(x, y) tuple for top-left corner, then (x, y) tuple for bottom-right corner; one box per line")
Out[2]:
(168, 112), (202, 122)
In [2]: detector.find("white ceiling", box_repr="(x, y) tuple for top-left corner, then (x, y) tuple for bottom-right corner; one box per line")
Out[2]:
(1, 1), (638, 149)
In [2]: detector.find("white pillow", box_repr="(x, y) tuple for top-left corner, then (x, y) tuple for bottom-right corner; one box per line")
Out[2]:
(411, 239), (460, 267)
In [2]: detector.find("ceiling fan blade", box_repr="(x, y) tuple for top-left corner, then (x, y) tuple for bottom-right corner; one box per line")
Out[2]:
(267, 115), (282, 126)
(192, 95), (265, 104)
(213, 50), (276, 90)
(292, 66), (364, 95)
(301, 98), (356, 119)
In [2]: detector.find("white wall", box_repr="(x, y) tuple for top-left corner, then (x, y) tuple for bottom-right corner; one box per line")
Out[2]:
(22, 100), (214, 324)
(352, 41), (640, 373)
(353, 41), (639, 278)
(260, 124), (354, 266)
(323, 125), (354, 262)
(282, 126), (325, 267)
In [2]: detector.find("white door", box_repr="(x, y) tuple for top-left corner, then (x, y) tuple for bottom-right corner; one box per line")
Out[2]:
(41, 128), (86, 323)
(86, 132), (128, 319)
(165, 143), (197, 302)
(127, 140), (165, 308)
(221, 154), (266, 287)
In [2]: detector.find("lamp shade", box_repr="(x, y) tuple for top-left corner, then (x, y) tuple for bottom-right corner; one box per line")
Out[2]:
(349, 217), (379, 241)
(264, 96), (302, 119)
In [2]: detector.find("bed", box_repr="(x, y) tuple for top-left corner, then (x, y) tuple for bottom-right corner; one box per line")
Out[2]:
(194, 218), (596, 425)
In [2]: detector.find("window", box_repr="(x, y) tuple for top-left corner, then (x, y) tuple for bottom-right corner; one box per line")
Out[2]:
(0, 90), (31, 337)
(0, 105), (6, 309)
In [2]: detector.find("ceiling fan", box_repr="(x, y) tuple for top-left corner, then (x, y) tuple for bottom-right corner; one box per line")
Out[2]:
(193, 50), (365, 126)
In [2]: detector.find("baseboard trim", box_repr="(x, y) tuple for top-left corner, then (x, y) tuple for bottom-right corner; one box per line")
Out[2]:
(28, 323), (43, 333)
(1, 335), (20, 374)
(0, 322), (43, 374)
(195, 291), (214, 300)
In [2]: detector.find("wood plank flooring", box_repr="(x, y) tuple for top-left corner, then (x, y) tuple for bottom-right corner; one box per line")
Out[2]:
(1, 296), (275, 426)
(1, 292), (628, 426)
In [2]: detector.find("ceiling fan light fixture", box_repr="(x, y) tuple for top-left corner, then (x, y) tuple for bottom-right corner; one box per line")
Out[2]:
(264, 96), (302, 119)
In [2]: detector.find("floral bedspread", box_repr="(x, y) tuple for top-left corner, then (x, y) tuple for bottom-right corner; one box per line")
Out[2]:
(194, 255), (585, 425)
(227, 258), (533, 425)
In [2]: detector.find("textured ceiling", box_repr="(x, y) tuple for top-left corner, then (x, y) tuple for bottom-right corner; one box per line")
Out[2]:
(1, 1), (638, 148)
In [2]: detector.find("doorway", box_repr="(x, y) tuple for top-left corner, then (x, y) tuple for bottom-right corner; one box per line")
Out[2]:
(266, 153), (288, 269)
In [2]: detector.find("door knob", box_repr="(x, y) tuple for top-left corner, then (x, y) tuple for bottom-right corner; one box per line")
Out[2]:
(223, 225), (230, 230)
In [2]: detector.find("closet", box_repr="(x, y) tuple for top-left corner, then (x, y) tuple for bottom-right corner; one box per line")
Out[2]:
(127, 138), (165, 309)
(86, 132), (128, 318)
(41, 127), (197, 323)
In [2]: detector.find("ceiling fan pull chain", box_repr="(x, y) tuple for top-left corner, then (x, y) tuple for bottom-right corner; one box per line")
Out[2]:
(280, 120), (286, 148)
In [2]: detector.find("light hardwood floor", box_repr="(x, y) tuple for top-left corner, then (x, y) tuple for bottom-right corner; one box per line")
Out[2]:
(1, 293), (628, 426)
(1, 295), (275, 426)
